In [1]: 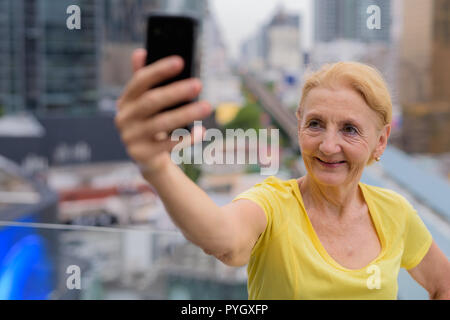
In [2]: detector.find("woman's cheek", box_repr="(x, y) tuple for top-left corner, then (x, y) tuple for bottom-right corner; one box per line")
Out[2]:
(297, 135), (314, 167)
(344, 137), (371, 159)
(298, 130), (319, 149)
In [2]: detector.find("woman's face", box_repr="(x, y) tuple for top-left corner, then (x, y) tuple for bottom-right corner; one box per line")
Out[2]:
(298, 84), (389, 187)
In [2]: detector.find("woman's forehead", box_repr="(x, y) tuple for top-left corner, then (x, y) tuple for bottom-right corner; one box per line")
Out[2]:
(302, 85), (374, 119)
(305, 85), (367, 107)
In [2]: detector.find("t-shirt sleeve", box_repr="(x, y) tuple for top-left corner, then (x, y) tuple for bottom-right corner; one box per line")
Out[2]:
(400, 198), (433, 270)
(231, 176), (280, 256)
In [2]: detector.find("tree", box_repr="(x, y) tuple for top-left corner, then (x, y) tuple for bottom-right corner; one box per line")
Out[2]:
(223, 102), (262, 132)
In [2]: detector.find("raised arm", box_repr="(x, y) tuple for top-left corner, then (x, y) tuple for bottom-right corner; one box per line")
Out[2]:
(115, 49), (266, 266)
(144, 164), (267, 266)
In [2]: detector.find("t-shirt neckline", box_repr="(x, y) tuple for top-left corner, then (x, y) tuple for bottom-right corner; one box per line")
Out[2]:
(289, 178), (387, 272)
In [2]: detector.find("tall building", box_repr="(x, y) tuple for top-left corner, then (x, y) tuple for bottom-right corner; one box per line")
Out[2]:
(397, 0), (434, 104)
(432, 0), (450, 102)
(266, 9), (302, 72)
(241, 8), (302, 74)
(103, 0), (165, 43)
(201, 7), (232, 106)
(0, 0), (212, 169)
(101, 0), (167, 91)
(314, 0), (391, 43)
(0, 0), (103, 115)
(240, 28), (267, 71)
(101, 0), (208, 96)
(0, 0), (208, 115)
(398, 0), (450, 153)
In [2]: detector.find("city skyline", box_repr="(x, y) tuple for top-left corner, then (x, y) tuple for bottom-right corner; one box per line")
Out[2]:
(210, 0), (312, 60)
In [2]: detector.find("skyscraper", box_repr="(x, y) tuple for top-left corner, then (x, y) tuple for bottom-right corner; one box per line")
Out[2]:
(314, 0), (391, 43)
(398, 0), (450, 153)
(103, 0), (165, 43)
(0, 0), (210, 116)
(266, 9), (302, 72)
(432, 0), (450, 102)
(0, 0), (103, 115)
(101, 0), (207, 91)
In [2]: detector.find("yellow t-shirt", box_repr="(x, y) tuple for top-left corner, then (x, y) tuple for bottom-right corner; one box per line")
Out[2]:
(232, 176), (433, 300)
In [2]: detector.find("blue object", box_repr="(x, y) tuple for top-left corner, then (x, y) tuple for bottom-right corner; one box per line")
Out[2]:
(284, 74), (297, 86)
(0, 216), (54, 300)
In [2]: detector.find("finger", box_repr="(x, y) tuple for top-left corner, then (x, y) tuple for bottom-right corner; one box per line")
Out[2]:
(118, 49), (148, 107)
(120, 100), (210, 144)
(117, 78), (202, 124)
(120, 114), (187, 145)
(153, 131), (169, 142)
(167, 125), (205, 152)
(132, 48), (147, 73)
(120, 55), (184, 104)
(147, 100), (212, 138)
(168, 131), (193, 151)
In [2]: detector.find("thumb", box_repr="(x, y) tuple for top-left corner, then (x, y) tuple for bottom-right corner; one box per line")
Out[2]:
(131, 48), (147, 73)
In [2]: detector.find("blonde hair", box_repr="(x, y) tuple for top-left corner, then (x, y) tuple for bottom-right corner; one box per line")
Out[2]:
(297, 62), (392, 166)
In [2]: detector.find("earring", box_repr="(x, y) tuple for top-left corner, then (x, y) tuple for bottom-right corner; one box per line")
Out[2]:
(375, 157), (381, 162)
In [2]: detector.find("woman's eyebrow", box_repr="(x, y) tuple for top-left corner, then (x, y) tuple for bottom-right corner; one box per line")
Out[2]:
(339, 118), (361, 127)
(304, 113), (324, 121)
(304, 113), (362, 126)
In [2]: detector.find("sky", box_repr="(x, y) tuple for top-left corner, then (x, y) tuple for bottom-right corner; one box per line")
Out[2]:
(210, 0), (313, 60)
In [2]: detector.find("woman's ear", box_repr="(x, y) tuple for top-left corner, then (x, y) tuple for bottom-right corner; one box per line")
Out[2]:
(374, 124), (391, 158)
(295, 106), (301, 121)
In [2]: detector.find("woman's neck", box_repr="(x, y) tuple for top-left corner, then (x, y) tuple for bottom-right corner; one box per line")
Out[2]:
(297, 175), (365, 220)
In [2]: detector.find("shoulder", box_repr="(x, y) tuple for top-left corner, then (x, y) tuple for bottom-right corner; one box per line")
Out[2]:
(253, 175), (296, 193)
(232, 175), (299, 220)
(235, 175), (297, 199)
(360, 182), (413, 225)
(263, 176), (303, 203)
(360, 182), (411, 209)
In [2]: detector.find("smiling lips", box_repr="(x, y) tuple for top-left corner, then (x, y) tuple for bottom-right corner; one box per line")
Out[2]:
(315, 157), (347, 167)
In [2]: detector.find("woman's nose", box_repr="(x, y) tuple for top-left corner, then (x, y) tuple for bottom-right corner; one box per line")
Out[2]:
(318, 130), (341, 155)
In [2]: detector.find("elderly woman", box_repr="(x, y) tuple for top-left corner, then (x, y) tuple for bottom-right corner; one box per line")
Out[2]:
(115, 49), (450, 300)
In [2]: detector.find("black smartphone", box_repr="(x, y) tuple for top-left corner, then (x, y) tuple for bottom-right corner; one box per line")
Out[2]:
(145, 13), (200, 133)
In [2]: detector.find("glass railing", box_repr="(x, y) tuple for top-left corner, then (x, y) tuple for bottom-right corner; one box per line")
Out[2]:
(0, 221), (248, 300)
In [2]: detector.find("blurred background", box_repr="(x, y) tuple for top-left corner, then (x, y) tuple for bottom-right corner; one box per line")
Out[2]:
(0, 0), (448, 300)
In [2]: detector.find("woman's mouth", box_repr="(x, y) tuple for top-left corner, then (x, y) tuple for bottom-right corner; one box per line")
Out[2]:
(315, 157), (347, 168)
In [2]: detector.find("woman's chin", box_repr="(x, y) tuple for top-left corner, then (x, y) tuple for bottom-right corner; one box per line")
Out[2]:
(312, 171), (348, 186)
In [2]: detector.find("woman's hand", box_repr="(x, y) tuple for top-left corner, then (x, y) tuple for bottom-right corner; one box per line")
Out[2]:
(115, 49), (211, 178)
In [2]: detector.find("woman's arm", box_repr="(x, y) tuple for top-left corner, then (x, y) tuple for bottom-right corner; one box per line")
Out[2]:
(116, 49), (266, 265)
(407, 240), (450, 299)
(144, 164), (267, 266)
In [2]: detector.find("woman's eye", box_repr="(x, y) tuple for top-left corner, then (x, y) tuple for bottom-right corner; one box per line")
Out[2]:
(343, 125), (358, 135)
(308, 120), (320, 128)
